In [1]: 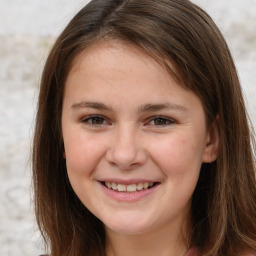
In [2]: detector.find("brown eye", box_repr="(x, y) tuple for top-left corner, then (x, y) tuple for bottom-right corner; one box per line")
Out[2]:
(154, 118), (168, 125)
(91, 116), (105, 124)
(148, 116), (174, 126)
(82, 115), (107, 126)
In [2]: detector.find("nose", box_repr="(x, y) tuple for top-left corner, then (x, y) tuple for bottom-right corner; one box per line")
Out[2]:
(105, 125), (147, 170)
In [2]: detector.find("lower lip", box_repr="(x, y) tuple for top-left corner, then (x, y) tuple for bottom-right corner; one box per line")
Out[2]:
(99, 182), (160, 202)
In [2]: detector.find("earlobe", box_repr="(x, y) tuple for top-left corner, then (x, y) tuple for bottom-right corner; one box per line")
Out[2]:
(202, 117), (220, 163)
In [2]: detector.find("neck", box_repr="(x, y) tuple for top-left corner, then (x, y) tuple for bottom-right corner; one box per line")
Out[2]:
(105, 219), (190, 256)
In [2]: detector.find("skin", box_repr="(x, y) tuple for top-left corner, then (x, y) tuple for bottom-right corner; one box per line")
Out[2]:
(62, 41), (219, 256)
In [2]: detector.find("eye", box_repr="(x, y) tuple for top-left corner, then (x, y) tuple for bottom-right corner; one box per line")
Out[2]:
(82, 115), (109, 126)
(148, 116), (175, 126)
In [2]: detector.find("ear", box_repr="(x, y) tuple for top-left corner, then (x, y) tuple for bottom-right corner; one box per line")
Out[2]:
(202, 116), (220, 163)
(63, 151), (66, 159)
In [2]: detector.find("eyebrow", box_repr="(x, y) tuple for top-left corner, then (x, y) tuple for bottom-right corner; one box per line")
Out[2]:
(138, 103), (188, 113)
(71, 101), (112, 111)
(71, 101), (188, 113)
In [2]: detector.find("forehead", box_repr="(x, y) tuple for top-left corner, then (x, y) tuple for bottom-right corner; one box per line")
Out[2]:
(63, 41), (205, 120)
(69, 40), (164, 75)
(67, 42), (169, 98)
(67, 40), (182, 93)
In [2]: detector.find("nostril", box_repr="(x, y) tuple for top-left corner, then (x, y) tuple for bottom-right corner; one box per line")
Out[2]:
(105, 142), (148, 170)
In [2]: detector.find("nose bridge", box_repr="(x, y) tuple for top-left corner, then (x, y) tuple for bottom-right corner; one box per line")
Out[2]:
(106, 123), (146, 169)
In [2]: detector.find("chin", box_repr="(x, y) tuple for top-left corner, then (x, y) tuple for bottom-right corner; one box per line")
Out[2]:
(106, 224), (150, 235)
(102, 212), (154, 235)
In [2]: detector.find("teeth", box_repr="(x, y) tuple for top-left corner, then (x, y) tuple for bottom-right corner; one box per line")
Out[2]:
(117, 184), (126, 192)
(143, 183), (149, 189)
(104, 182), (155, 192)
(137, 183), (144, 191)
(127, 184), (137, 192)
(106, 182), (111, 188)
(112, 183), (118, 190)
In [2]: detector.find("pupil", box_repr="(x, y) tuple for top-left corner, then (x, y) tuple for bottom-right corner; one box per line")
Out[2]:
(155, 118), (166, 125)
(92, 117), (103, 124)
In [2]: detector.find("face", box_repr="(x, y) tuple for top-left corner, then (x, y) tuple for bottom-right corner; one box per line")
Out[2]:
(62, 41), (218, 237)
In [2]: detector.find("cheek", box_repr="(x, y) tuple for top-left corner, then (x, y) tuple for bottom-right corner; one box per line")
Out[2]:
(63, 133), (108, 206)
(150, 133), (204, 177)
(64, 132), (107, 178)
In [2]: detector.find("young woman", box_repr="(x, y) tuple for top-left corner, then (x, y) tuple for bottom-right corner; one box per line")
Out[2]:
(33, 0), (256, 255)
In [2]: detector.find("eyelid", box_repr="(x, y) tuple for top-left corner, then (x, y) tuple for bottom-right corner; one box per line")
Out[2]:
(81, 115), (110, 126)
(146, 116), (175, 126)
(80, 114), (175, 127)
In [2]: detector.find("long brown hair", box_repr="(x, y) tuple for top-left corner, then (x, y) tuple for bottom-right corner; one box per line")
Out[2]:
(33, 0), (256, 255)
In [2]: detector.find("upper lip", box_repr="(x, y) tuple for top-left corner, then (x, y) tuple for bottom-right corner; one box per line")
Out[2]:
(98, 179), (159, 185)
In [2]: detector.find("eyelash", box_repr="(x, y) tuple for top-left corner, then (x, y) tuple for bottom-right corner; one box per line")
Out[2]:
(81, 115), (175, 127)
(81, 115), (109, 126)
(147, 116), (175, 126)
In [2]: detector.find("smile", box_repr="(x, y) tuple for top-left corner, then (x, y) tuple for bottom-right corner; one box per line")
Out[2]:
(104, 182), (156, 192)
(99, 180), (160, 201)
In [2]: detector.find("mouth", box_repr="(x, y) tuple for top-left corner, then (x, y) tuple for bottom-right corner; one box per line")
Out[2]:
(101, 181), (159, 193)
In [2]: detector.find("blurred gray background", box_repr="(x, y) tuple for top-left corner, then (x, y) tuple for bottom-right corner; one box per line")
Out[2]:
(0, 0), (255, 255)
